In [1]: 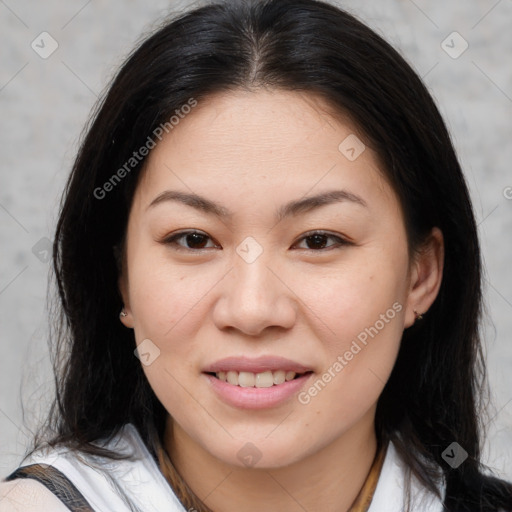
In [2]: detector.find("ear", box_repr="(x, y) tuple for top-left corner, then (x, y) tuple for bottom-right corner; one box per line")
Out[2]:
(118, 273), (134, 329)
(115, 244), (134, 329)
(404, 227), (444, 328)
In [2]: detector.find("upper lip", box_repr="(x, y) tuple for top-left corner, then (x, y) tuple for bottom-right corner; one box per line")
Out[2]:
(202, 356), (312, 374)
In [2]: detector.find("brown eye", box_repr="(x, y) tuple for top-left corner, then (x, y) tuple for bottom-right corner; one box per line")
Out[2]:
(162, 230), (350, 253)
(163, 230), (218, 251)
(294, 231), (350, 251)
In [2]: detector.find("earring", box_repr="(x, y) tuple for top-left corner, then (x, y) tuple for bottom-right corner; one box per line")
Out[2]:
(120, 308), (127, 318)
(413, 309), (424, 321)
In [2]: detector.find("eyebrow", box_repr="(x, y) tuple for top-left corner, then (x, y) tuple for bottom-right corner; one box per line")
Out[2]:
(146, 188), (367, 222)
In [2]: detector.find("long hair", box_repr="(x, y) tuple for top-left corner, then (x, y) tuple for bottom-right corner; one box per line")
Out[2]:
(26, 0), (512, 510)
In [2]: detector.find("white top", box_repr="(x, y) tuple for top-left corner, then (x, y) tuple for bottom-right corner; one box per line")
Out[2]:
(0, 424), (445, 511)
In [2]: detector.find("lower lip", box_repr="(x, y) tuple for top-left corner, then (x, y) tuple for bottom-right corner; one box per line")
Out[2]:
(203, 372), (313, 410)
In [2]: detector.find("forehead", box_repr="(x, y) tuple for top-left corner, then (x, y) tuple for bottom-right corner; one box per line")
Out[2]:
(133, 88), (398, 218)
(150, 88), (358, 160)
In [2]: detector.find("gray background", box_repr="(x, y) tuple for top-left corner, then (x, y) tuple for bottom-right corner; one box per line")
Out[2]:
(1, 0), (511, 481)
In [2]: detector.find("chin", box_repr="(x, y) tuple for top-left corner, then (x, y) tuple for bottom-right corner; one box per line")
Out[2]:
(206, 435), (313, 470)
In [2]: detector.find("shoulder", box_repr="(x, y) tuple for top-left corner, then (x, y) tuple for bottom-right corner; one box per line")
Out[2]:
(371, 442), (512, 512)
(0, 479), (69, 511)
(3, 424), (186, 512)
(369, 440), (446, 512)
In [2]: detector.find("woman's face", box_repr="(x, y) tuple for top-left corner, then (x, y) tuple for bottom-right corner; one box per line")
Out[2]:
(119, 89), (435, 468)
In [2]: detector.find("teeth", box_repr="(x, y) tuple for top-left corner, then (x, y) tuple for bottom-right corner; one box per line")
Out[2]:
(285, 371), (296, 381)
(226, 371), (238, 385)
(255, 371), (274, 388)
(273, 370), (286, 385)
(238, 371), (255, 387)
(215, 370), (302, 387)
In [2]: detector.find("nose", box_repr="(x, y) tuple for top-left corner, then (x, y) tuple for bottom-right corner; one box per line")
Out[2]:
(212, 248), (298, 337)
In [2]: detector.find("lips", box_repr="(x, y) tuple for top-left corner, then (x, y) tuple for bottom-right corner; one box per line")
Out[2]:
(202, 355), (314, 409)
(202, 355), (312, 374)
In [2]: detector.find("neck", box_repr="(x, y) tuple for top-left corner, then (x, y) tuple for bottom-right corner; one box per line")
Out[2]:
(164, 409), (379, 512)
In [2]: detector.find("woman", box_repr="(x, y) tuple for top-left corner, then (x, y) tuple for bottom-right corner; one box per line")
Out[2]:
(1, 0), (511, 510)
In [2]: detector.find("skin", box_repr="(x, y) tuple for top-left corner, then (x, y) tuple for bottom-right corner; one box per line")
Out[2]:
(118, 88), (444, 512)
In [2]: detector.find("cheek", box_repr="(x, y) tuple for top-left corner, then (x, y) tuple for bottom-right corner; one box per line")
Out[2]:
(127, 260), (212, 421)
(294, 250), (407, 407)
(127, 244), (213, 340)
(297, 249), (407, 349)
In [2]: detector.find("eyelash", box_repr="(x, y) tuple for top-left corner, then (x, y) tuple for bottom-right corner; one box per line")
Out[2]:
(161, 230), (351, 253)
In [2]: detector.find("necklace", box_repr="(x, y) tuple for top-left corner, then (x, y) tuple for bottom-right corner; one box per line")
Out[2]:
(159, 439), (388, 512)
(346, 440), (388, 511)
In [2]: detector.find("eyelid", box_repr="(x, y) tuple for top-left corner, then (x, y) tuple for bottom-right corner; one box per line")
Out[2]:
(161, 229), (352, 252)
(162, 230), (218, 251)
(292, 230), (352, 250)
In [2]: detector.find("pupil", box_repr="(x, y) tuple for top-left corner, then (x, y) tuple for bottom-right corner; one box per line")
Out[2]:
(185, 234), (328, 250)
(308, 234), (326, 249)
(187, 233), (207, 248)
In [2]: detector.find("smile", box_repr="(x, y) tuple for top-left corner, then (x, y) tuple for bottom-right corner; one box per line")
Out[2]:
(209, 370), (312, 388)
